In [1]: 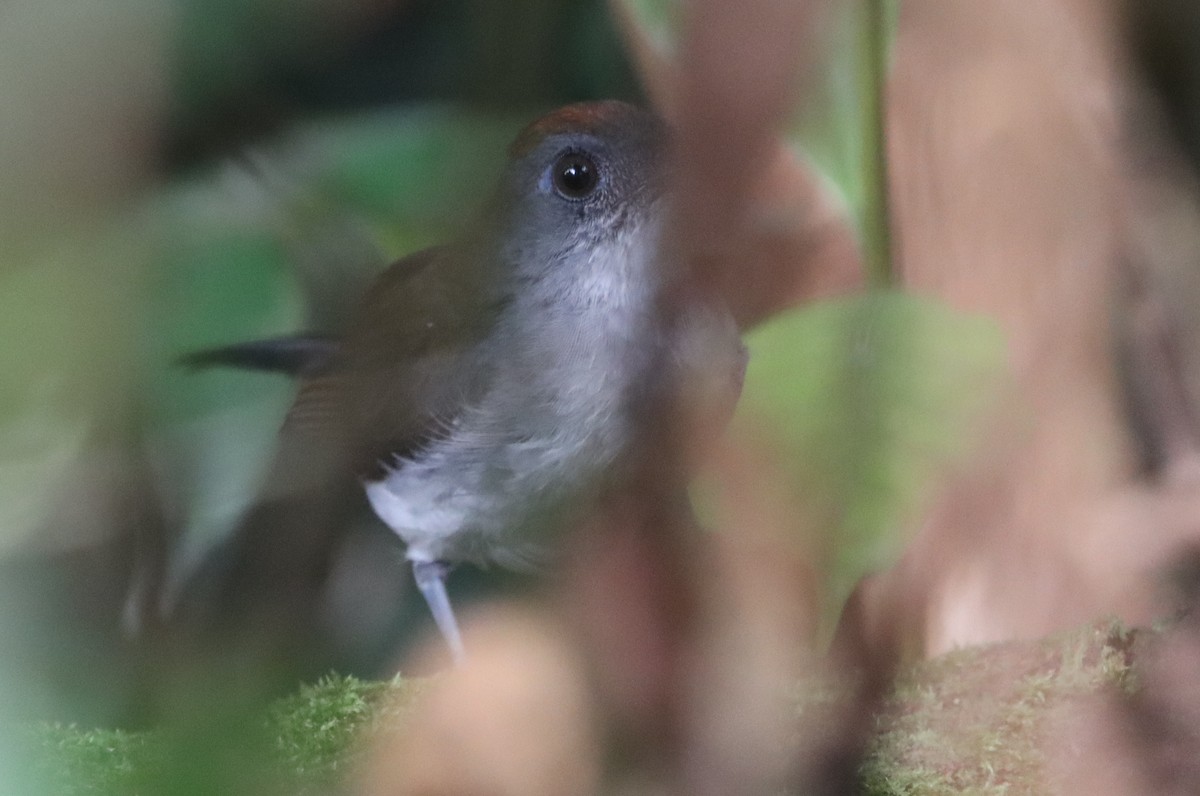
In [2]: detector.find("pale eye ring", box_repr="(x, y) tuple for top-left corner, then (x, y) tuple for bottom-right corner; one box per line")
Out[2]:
(549, 151), (599, 200)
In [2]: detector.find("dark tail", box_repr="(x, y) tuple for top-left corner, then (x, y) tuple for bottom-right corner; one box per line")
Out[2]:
(178, 335), (339, 377)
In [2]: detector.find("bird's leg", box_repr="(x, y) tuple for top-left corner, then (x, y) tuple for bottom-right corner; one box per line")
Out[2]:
(412, 559), (466, 665)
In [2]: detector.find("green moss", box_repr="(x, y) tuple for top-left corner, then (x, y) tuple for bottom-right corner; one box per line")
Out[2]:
(31, 674), (425, 796)
(30, 622), (1144, 795)
(266, 673), (426, 790)
(31, 725), (164, 796)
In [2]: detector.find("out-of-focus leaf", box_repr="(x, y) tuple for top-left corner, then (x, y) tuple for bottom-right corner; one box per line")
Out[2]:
(736, 292), (1007, 627)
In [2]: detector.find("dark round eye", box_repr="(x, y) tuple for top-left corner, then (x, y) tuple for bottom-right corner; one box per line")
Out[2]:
(550, 152), (599, 200)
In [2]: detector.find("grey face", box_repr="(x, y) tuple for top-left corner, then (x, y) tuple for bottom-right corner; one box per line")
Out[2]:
(491, 102), (670, 283)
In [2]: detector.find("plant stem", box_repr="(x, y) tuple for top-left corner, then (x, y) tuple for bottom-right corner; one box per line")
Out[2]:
(859, 0), (893, 288)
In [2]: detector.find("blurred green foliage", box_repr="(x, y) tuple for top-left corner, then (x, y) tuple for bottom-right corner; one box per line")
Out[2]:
(740, 294), (1005, 632)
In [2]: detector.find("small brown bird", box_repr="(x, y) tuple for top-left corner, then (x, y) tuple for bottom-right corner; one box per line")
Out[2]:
(184, 101), (745, 666)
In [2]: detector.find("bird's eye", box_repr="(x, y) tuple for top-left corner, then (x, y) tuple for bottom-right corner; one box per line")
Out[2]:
(550, 152), (599, 200)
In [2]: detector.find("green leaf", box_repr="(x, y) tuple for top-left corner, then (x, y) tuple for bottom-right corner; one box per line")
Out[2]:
(737, 291), (1006, 628)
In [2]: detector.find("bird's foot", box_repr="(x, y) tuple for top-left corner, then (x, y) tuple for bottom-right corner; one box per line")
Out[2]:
(412, 559), (466, 666)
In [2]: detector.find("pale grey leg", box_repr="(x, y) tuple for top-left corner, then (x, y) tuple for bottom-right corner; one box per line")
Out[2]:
(412, 560), (466, 665)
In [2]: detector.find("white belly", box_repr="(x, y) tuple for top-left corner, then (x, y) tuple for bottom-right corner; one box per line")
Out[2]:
(363, 353), (635, 569)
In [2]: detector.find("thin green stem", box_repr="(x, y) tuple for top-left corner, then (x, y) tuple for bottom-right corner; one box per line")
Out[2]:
(859, 0), (893, 288)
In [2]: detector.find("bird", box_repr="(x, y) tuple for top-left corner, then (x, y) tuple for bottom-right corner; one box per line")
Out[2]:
(181, 101), (746, 667)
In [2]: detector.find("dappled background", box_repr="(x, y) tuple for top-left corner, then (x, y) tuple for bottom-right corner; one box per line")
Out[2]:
(6, 0), (1200, 793)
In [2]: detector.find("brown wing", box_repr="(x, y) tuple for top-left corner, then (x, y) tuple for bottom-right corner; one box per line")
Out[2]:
(180, 245), (502, 674)
(281, 244), (502, 479)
